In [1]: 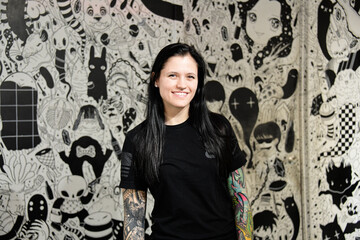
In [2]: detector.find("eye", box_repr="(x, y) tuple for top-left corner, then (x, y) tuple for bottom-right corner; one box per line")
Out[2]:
(101, 65), (106, 70)
(87, 6), (94, 16)
(335, 8), (341, 21)
(270, 18), (281, 30)
(77, 189), (84, 197)
(114, 186), (121, 195)
(248, 12), (257, 22)
(350, 0), (355, 8)
(100, 7), (107, 16)
(61, 191), (69, 197)
(89, 64), (95, 69)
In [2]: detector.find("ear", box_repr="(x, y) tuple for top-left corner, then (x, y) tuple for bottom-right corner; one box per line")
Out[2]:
(90, 46), (95, 58)
(101, 47), (106, 59)
(151, 72), (158, 87)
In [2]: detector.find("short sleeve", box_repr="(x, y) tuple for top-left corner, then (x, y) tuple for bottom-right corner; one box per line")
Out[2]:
(229, 126), (247, 172)
(120, 130), (147, 191)
(220, 115), (247, 172)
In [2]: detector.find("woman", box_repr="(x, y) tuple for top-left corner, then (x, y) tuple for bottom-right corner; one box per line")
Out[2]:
(120, 43), (253, 240)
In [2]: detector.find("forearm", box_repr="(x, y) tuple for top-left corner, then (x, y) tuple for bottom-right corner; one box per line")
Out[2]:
(228, 168), (253, 240)
(122, 188), (147, 240)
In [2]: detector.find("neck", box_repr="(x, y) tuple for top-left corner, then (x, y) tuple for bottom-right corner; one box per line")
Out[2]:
(164, 107), (189, 125)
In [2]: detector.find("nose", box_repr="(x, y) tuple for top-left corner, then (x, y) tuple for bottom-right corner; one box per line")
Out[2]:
(254, 24), (264, 35)
(176, 77), (186, 89)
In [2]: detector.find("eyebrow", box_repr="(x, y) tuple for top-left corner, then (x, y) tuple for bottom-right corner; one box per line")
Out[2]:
(165, 71), (197, 75)
(269, 14), (281, 19)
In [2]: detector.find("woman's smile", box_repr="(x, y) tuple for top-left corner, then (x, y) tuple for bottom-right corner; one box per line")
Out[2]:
(155, 53), (198, 123)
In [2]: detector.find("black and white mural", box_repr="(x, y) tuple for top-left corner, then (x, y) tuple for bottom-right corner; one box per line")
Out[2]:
(307, 0), (360, 239)
(0, 0), (357, 239)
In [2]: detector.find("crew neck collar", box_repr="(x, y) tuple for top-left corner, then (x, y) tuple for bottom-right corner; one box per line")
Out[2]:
(165, 117), (190, 129)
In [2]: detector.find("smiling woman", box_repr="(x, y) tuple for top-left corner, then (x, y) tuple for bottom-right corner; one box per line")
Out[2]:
(155, 54), (198, 125)
(120, 43), (253, 240)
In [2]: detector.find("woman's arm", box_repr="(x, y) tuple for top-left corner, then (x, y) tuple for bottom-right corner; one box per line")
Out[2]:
(227, 167), (253, 240)
(122, 188), (147, 240)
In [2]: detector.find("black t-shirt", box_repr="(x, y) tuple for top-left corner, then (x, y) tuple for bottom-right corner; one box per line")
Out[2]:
(120, 117), (246, 240)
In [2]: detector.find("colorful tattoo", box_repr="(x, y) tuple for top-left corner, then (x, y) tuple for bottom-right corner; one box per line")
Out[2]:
(228, 168), (253, 240)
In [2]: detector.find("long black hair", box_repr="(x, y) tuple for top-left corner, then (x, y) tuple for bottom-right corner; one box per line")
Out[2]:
(133, 43), (232, 185)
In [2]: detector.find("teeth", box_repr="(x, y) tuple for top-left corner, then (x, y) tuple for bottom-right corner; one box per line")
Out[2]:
(174, 92), (187, 96)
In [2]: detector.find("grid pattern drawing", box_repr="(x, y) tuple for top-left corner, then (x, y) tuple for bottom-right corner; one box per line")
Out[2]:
(318, 103), (356, 160)
(0, 81), (41, 150)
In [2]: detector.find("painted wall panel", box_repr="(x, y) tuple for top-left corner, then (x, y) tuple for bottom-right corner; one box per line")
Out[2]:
(0, 0), (357, 239)
(304, 0), (360, 239)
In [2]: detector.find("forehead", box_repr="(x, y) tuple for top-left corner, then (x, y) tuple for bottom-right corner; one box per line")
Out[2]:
(251, 0), (281, 13)
(162, 54), (198, 72)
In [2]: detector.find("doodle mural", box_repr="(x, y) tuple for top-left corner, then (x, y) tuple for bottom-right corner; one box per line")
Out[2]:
(0, 0), (357, 239)
(307, 0), (360, 239)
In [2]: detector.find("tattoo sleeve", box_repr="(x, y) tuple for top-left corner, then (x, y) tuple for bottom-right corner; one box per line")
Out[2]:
(227, 167), (253, 240)
(122, 188), (147, 240)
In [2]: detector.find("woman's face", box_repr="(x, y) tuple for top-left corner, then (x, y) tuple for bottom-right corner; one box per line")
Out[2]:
(156, 54), (198, 119)
(246, 0), (282, 45)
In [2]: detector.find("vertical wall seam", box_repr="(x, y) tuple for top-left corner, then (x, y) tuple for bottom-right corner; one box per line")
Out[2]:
(299, 0), (310, 239)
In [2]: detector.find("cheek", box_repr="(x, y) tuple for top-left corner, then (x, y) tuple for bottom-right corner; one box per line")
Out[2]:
(245, 21), (261, 42)
(245, 21), (255, 34)
(157, 81), (170, 93)
(269, 26), (282, 37)
(191, 81), (199, 92)
(158, 88), (167, 100)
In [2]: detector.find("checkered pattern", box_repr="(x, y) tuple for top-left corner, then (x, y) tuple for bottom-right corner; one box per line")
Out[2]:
(0, 81), (41, 150)
(318, 103), (356, 160)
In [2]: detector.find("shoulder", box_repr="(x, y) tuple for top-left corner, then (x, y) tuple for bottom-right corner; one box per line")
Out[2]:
(125, 120), (147, 138)
(123, 120), (147, 149)
(209, 112), (232, 135)
(209, 112), (229, 124)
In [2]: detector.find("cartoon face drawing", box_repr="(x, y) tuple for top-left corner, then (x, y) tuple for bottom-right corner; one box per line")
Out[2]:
(254, 121), (281, 154)
(329, 38), (349, 60)
(238, 0), (293, 69)
(245, 0), (282, 46)
(83, 0), (112, 31)
(332, 69), (360, 104)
